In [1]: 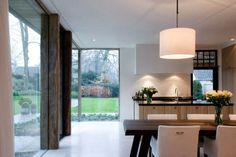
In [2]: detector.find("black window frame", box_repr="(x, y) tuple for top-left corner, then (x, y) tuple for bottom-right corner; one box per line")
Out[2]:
(191, 50), (218, 97)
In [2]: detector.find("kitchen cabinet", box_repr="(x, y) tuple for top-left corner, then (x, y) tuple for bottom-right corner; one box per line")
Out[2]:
(140, 106), (165, 119)
(137, 101), (233, 120)
(186, 106), (208, 114)
(164, 106), (180, 118)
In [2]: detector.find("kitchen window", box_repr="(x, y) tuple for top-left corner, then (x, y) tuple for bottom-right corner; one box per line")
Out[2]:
(192, 50), (218, 100)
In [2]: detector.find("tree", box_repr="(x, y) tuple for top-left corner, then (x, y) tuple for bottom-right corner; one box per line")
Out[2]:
(20, 21), (29, 90)
(81, 71), (99, 85)
(81, 49), (119, 84)
(193, 80), (203, 100)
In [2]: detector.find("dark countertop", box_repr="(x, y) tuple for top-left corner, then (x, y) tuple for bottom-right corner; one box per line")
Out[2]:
(135, 100), (234, 106)
(136, 100), (213, 106)
(133, 96), (234, 106)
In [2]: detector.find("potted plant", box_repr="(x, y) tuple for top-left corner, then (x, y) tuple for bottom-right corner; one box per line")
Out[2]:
(19, 97), (32, 115)
(30, 104), (37, 114)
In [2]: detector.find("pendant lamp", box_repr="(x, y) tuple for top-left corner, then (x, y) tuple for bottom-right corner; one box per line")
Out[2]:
(159, 0), (196, 59)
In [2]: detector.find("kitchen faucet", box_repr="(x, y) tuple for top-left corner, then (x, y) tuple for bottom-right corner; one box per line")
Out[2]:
(175, 88), (178, 101)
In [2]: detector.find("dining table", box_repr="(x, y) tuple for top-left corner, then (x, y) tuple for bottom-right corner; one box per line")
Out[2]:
(123, 119), (236, 157)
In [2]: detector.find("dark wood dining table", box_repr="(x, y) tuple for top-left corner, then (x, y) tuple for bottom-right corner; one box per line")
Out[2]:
(123, 120), (236, 157)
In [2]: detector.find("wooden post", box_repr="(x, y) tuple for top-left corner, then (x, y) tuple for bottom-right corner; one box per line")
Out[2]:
(40, 14), (49, 149)
(48, 14), (60, 149)
(61, 30), (72, 136)
(41, 14), (60, 149)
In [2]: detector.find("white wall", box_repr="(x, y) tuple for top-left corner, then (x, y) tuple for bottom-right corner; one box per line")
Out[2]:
(135, 44), (193, 74)
(120, 48), (191, 121)
(120, 48), (136, 120)
(0, 0), (14, 156)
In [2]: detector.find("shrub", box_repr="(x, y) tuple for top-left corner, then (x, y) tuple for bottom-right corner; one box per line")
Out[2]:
(81, 71), (99, 85)
(193, 80), (203, 100)
(71, 91), (78, 98)
(102, 83), (119, 97)
(19, 97), (32, 106)
(81, 85), (111, 97)
(71, 82), (78, 92)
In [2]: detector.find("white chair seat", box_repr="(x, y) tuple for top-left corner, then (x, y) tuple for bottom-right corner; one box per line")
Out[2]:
(229, 114), (236, 120)
(150, 125), (200, 157)
(204, 125), (236, 157)
(187, 114), (215, 120)
(147, 114), (177, 120)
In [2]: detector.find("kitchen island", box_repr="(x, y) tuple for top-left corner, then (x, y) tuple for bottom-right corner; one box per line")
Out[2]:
(133, 98), (233, 120)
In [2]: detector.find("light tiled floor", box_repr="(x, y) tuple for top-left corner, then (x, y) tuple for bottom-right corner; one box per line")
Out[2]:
(42, 121), (204, 157)
(42, 122), (133, 157)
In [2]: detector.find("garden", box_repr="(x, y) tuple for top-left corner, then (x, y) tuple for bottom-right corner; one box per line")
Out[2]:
(71, 49), (120, 121)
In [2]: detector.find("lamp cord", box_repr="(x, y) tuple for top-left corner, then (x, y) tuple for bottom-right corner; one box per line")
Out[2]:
(176, 0), (179, 28)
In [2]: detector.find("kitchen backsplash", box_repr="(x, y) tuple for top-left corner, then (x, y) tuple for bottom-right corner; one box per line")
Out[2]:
(133, 73), (191, 97)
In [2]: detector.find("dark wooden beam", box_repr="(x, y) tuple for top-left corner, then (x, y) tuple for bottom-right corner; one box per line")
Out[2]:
(41, 14), (60, 149)
(48, 14), (60, 149)
(40, 14), (49, 149)
(61, 30), (72, 136)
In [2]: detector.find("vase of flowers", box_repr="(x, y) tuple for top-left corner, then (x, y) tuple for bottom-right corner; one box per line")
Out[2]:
(142, 87), (158, 103)
(206, 90), (233, 125)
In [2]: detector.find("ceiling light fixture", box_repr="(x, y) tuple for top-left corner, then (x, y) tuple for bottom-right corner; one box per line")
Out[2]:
(159, 0), (196, 59)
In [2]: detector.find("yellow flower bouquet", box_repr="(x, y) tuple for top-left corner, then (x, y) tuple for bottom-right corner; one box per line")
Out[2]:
(206, 90), (233, 125)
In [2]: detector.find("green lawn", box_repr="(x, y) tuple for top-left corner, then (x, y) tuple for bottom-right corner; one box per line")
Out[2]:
(13, 96), (118, 115)
(71, 97), (119, 113)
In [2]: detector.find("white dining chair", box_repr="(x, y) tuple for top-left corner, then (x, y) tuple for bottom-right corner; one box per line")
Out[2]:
(150, 125), (200, 157)
(229, 114), (236, 120)
(203, 125), (236, 157)
(187, 114), (215, 120)
(147, 114), (178, 120)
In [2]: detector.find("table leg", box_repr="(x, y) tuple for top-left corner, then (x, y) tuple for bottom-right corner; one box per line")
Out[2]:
(130, 135), (141, 157)
(138, 135), (152, 157)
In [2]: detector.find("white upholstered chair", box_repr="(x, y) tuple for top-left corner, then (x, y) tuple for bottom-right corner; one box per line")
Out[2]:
(229, 114), (236, 120)
(187, 114), (215, 120)
(150, 125), (200, 157)
(203, 125), (236, 157)
(147, 114), (178, 120)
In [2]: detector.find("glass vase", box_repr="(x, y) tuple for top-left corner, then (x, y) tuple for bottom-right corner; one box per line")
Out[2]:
(146, 95), (152, 104)
(215, 105), (223, 125)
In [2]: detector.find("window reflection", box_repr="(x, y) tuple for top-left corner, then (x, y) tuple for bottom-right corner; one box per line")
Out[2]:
(9, 12), (41, 157)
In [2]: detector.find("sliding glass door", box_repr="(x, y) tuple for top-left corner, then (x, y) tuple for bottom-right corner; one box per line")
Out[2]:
(80, 49), (119, 121)
(9, 0), (44, 156)
(71, 49), (79, 122)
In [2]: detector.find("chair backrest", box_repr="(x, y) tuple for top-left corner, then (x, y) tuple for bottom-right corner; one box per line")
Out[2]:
(147, 114), (177, 120)
(216, 125), (236, 157)
(229, 114), (236, 120)
(157, 125), (200, 157)
(187, 114), (215, 120)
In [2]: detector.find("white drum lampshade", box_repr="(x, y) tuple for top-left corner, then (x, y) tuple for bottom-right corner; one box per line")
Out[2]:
(159, 27), (196, 59)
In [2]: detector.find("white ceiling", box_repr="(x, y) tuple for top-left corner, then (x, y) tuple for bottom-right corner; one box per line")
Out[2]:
(41, 0), (236, 48)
